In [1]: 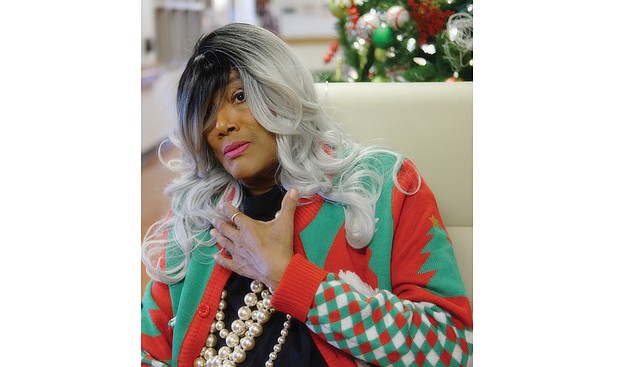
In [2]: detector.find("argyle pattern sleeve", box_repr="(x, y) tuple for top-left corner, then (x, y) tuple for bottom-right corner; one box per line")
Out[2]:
(306, 273), (473, 367)
(141, 351), (170, 367)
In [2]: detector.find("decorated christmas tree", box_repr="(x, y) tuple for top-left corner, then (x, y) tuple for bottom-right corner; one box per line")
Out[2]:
(324, 0), (473, 82)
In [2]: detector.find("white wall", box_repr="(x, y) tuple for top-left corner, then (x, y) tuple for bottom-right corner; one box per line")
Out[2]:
(141, 69), (181, 154)
(271, 0), (337, 40)
(288, 41), (335, 72)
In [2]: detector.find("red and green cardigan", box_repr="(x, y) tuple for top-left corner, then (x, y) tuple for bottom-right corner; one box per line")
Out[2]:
(141, 154), (473, 367)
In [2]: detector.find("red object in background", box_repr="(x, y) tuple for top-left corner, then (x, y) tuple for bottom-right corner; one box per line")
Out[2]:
(324, 41), (340, 64)
(407, 0), (454, 44)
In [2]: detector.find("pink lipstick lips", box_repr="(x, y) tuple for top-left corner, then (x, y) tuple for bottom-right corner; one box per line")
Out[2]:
(223, 141), (250, 158)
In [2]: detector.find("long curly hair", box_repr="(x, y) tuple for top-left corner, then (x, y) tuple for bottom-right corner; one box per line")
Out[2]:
(142, 23), (416, 284)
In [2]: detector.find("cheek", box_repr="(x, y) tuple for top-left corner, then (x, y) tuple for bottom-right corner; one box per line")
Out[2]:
(204, 132), (224, 163)
(264, 134), (278, 160)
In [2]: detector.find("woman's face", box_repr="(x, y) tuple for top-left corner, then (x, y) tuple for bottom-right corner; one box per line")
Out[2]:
(204, 72), (278, 196)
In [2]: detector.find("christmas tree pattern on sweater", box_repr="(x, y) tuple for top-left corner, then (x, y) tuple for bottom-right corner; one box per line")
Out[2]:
(418, 215), (466, 298)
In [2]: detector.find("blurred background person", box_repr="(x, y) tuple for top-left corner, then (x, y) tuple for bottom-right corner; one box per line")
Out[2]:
(256, 0), (279, 35)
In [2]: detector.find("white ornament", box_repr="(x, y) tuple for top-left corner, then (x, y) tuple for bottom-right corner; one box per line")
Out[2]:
(446, 12), (473, 51)
(443, 11), (473, 71)
(359, 12), (380, 29)
(385, 6), (409, 30)
(356, 12), (380, 40)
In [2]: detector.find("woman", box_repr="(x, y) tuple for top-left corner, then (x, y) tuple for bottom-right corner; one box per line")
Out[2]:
(141, 23), (473, 367)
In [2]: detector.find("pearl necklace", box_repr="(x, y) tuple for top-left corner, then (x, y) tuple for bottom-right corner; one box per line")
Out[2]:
(193, 280), (291, 367)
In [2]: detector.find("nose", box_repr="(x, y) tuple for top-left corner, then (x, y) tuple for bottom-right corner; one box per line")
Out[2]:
(213, 106), (239, 137)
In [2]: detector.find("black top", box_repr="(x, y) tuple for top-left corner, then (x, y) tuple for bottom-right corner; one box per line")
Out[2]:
(215, 185), (328, 367)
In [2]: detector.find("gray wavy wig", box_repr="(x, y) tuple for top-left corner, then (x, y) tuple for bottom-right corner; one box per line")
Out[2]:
(142, 23), (416, 284)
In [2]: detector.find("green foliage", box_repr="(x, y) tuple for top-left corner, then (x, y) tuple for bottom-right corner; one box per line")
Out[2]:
(329, 0), (473, 82)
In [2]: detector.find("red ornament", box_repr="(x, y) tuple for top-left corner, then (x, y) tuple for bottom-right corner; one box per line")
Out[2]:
(349, 4), (360, 28)
(324, 41), (340, 64)
(330, 41), (339, 52)
(407, 0), (454, 44)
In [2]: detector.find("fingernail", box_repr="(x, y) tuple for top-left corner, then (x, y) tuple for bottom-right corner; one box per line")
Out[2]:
(290, 188), (298, 200)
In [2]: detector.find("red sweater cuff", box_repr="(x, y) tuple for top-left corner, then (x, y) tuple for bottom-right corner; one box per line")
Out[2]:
(271, 254), (328, 322)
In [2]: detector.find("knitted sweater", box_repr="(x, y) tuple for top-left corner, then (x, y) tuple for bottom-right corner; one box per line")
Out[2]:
(141, 154), (473, 367)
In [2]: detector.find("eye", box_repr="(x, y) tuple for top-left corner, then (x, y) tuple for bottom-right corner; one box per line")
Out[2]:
(233, 91), (245, 103)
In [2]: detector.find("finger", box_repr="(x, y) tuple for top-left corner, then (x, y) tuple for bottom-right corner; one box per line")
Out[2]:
(217, 202), (247, 227)
(210, 228), (236, 254)
(211, 217), (240, 242)
(214, 253), (241, 273)
(217, 201), (239, 219)
(274, 188), (298, 225)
